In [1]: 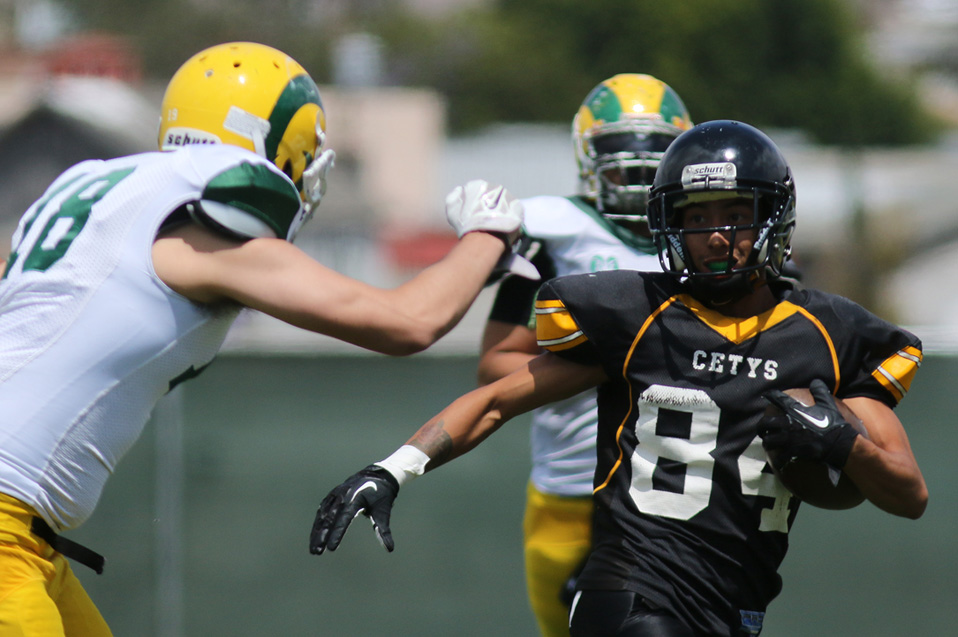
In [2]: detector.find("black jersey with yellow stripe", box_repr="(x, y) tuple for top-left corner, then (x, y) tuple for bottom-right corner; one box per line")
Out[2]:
(534, 270), (921, 635)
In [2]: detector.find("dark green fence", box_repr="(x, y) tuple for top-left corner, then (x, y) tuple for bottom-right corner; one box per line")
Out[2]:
(72, 353), (956, 636)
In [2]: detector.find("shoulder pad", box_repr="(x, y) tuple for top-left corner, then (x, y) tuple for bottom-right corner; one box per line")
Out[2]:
(198, 160), (303, 240)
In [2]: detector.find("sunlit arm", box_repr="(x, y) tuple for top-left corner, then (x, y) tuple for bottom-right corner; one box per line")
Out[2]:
(842, 396), (928, 519)
(409, 353), (608, 471)
(477, 320), (541, 385)
(153, 224), (507, 355)
(307, 353), (607, 555)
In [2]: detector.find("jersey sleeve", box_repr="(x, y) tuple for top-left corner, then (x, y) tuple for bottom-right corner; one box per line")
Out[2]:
(534, 277), (602, 366)
(827, 295), (922, 407)
(179, 145), (304, 241)
(534, 270), (653, 370)
(197, 160), (303, 240)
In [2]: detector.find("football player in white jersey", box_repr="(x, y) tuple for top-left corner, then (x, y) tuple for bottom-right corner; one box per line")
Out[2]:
(476, 74), (692, 636)
(311, 120), (927, 636)
(0, 42), (532, 636)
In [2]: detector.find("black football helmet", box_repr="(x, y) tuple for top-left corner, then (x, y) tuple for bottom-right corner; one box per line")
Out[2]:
(647, 120), (796, 302)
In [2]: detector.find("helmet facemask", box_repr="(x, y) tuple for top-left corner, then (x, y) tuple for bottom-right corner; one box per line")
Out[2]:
(652, 187), (795, 305)
(647, 120), (798, 306)
(572, 74), (693, 235)
(587, 123), (680, 225)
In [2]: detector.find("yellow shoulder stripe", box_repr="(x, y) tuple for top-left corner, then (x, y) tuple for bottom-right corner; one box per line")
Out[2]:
(535, 299), (588, 351)
(677, 294), (801, 343)
(871, 345), (922, 403)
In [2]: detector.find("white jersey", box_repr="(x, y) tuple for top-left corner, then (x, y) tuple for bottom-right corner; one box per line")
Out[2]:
(0, 145), (296, 531)
(521, 196), (661, 497)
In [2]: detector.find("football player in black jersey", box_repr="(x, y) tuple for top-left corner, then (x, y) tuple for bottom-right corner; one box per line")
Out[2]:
(310, 120), (927, 636)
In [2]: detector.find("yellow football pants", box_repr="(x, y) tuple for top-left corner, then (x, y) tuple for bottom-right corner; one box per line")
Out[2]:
(0, 494), (112, 637)
(523, 482), (593, 637)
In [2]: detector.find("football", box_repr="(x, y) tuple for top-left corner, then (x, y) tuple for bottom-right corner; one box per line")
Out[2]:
(764, 387), (868, 510)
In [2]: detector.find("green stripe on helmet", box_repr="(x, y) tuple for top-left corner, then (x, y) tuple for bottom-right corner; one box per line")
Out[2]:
(658, 87), (687, 127)
(585, 85), (623, 124)
(203, 162), (302, 238)
(264, 74), (322, 162)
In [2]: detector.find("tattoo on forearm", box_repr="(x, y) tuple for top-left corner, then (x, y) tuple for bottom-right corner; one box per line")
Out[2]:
(410, 421), (454, 472)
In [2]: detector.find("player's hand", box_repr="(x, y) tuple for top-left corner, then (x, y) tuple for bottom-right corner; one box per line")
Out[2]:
(309, 465), (399, 555)
(759, 379), (860, 472)
(445, 180), (524, 245)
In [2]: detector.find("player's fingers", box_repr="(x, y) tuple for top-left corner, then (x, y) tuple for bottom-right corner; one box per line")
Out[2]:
(309, 494), (343, 554)
(368, 505), (395, 552)
(760, 430), (789, 450)
(758, 414), (786, 436)
(310, 510), (335, 554)
(758, 415), (796, 450)
(808, 379), (837, 409)
(761, 389), (804, 415)
(324, 503), (364, 551)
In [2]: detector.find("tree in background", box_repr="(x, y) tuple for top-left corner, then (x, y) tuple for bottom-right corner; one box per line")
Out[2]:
(371, 0), (941, 144)
(65, 0), (939, 145)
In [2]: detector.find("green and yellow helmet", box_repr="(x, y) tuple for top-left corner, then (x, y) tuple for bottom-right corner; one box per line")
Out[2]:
(158, 42), (327, 200)
(573, 74), (692, 225)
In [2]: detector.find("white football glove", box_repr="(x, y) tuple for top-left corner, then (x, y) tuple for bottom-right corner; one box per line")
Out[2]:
(445, 179), (524, 244)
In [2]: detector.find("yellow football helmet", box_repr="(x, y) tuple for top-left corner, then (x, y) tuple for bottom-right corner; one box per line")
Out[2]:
(573, 74), (692, 226)
(158, 42), (328, 201)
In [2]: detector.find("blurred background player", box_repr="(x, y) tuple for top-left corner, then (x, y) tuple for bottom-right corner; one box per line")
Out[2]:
(0, 41), (531, 636)
(477, 73), (692, 636)
(311, 120), (927, 637)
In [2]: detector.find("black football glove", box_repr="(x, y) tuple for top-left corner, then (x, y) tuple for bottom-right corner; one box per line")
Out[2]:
(759, 379), (860, 483)
(309, 465), (400, 555)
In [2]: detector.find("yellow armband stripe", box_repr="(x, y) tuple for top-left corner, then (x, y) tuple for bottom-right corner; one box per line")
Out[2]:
(535, 299), (587, 351)
(871, 345), (922, 403)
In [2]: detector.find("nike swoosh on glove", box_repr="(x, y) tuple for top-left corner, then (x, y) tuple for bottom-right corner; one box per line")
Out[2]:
(759, 379), (861, 479)
(309, 465), (399, 555)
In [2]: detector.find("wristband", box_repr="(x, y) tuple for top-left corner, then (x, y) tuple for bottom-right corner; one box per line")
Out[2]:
(374, 445), (431, 488)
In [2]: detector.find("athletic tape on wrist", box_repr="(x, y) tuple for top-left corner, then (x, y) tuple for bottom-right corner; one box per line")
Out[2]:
(374, 445), (430, 488)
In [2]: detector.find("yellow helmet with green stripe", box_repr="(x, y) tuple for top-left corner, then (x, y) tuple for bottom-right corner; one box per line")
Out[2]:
(158, 42), (327, 200)
(573, 74), (692, 226)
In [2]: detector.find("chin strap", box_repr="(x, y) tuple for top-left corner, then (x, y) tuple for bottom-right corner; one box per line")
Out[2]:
(687, 269), (762, 306)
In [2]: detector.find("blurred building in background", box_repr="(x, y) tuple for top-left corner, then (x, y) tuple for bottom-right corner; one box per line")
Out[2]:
(1, 0), (958, 353)
(861, 0), (958, 127)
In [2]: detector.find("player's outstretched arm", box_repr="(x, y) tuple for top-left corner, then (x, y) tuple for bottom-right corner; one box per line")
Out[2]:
(309, 353), (608, 554)
(153, 181), (533, 355)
